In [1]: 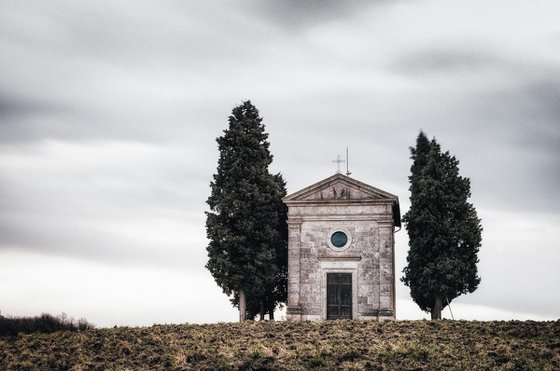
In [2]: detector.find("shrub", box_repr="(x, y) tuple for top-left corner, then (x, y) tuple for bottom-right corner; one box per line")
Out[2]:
(0, 313), (94, 337)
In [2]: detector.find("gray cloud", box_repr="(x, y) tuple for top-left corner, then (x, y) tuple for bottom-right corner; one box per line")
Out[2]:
(392, 48), (501, 76)
(0, 91), (67, 119)
(0, 212), (206, 271)
(456, 79), (560, 212)
(386, 42), (560, 212)
(0, 140), (212, 271)
(244, 0), (379, 30)
(0, 1), (274, 145)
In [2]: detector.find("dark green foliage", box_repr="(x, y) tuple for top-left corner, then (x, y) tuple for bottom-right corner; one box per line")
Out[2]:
(205, 101), (288, 318)
(0, 313), (94, 337)
(402, 131), (482, 318)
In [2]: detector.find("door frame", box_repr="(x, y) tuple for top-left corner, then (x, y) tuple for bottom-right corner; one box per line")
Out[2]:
(319, 261), (358, 320)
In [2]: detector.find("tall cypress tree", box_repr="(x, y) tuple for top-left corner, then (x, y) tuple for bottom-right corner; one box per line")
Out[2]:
(205, 101), (287, 321)
(402, 132), (482, 319)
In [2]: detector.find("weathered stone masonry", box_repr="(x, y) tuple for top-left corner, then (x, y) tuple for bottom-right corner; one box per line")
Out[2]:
(283, 173), (400, 321)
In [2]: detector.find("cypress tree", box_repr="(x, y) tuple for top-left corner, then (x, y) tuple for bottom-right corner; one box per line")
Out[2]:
(402, 132), (482, 319)
(205, 101), (287, 321)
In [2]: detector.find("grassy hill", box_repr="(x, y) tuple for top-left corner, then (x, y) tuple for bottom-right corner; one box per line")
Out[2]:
(1, 320), (559, 370)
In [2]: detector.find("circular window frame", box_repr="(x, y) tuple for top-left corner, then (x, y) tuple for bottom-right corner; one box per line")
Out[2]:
(327, 229), (352, 251)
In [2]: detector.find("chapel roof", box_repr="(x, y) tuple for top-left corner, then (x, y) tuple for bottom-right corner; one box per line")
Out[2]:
(283, 173), (401, 227)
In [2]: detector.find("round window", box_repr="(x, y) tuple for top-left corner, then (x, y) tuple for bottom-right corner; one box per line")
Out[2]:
(328, 229), (351, 251)
(330, 231), (348, 248)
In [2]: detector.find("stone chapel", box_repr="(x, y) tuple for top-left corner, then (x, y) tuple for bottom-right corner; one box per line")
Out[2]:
(283, 173), (400, 321)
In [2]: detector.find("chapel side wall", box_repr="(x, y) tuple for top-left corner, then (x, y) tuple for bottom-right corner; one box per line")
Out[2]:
(378, 223), (395, 317)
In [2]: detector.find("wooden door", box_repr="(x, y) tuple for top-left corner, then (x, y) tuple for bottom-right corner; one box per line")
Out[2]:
(327, 273), (352, 320)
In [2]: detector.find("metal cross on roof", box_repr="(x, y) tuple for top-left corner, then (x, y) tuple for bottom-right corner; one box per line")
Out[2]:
(332, 154), (345, 174)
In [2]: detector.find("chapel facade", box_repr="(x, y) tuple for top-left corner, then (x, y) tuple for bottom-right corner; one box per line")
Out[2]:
(283, 173), (400, 321)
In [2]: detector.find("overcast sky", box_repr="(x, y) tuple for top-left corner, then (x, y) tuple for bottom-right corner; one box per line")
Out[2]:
(1, 1), (559, 327)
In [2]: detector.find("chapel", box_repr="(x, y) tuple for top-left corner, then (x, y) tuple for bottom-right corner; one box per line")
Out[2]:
(283, 173), (400, 321)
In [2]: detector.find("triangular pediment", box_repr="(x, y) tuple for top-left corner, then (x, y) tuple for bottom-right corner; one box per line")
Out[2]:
(283, 173), (398, 203)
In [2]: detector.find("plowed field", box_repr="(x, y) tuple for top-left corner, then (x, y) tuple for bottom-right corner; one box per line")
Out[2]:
(1, 320), (559, 370)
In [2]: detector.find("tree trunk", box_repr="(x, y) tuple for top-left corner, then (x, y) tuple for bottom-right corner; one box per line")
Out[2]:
(431, 295), (442, 320)
(268, 304), (275, 321)
(239, 290), (246, 322)
(259, 300), (265, 321)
